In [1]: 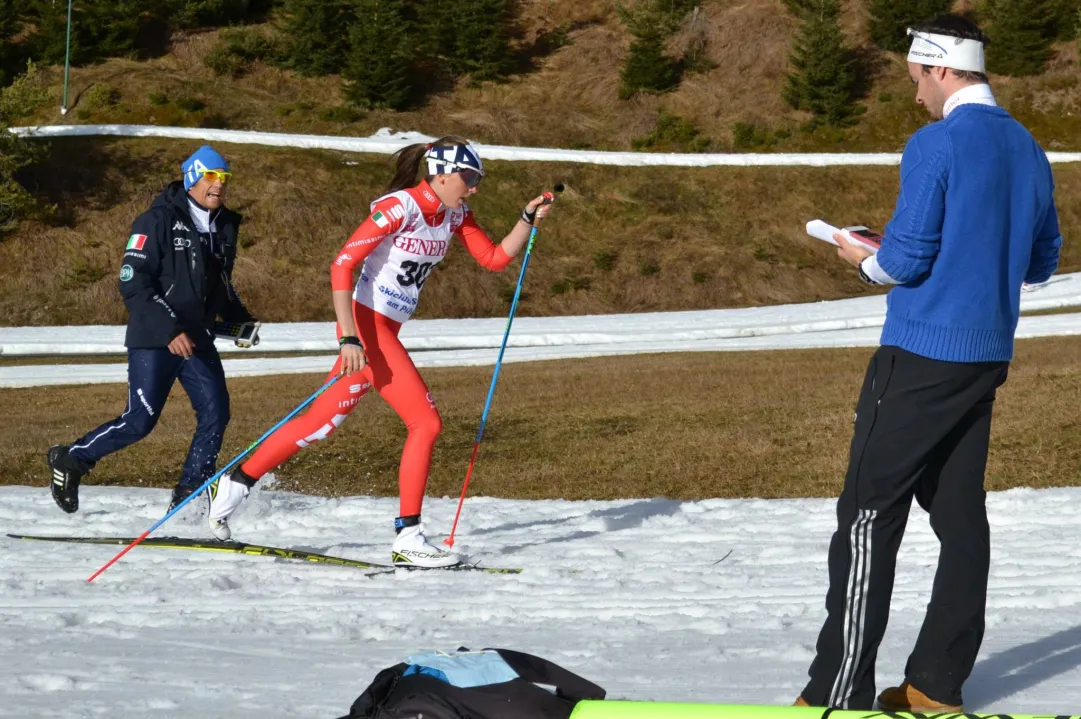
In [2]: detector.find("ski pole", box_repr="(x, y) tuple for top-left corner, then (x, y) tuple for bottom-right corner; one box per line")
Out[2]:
(445, 184), (563, 547)
(88, 374), (341, 582)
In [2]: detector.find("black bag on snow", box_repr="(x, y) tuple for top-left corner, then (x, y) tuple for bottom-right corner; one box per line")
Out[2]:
(337, 647), (606, 719)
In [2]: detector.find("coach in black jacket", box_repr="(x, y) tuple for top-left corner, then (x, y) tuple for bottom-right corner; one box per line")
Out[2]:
(47, 145), (256, 514)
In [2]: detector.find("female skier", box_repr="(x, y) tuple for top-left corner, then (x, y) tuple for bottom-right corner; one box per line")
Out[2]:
(206, 136), (554, 567)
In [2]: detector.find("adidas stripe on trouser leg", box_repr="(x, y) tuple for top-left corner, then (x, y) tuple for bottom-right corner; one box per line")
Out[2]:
(68, 347), (230, 490)
(68, 348), (181, 464)
(801, 346), (1008, 709)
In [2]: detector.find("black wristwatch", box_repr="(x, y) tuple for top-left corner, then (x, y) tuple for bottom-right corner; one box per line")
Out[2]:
(857, 260), (882, 286)
(339, 335), (363, 349)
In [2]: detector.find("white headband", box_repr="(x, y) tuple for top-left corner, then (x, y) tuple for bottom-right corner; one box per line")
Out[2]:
(906, 28), (986, 73)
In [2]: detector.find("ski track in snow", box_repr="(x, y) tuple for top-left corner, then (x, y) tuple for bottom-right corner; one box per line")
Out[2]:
(2, 484), (1081, 717)
(2, 274), (1081, 387)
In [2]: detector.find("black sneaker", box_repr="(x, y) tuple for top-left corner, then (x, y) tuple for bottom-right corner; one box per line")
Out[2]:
(168, 483), (210, 513)
(47, 445), (90, 514)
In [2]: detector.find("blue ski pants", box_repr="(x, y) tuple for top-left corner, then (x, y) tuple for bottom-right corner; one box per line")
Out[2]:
(68, 347), (230, 489)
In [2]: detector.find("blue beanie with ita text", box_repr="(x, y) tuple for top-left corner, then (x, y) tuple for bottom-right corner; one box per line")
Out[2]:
(182, 145), (230, 191)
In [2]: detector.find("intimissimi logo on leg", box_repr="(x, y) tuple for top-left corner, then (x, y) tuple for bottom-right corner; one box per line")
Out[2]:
(296, 414), (348, 447)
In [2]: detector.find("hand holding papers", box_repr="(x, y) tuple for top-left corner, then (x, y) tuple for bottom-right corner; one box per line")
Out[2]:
(806, 219), (882, 254)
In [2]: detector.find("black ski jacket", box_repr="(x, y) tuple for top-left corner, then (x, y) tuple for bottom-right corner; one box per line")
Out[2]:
(118, 181), (254, 349)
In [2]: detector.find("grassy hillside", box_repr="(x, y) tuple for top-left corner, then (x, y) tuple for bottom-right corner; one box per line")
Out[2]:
(13, 0), (1081, 153)
(2, 0), (1079, 324)
(3, 138), (1080, 325)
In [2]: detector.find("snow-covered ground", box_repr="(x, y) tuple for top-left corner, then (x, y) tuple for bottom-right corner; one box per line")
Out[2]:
(11, 124), (905, 167)
(3, 274), (1081, 388)
(18, 124), (1081, 167)
(2, 484), (1080, 717)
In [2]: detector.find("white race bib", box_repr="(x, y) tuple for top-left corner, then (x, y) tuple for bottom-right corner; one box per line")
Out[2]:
(353, 191), (465, 323)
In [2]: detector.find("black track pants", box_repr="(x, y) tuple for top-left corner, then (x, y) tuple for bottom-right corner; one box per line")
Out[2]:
(802, 346), (1008, 709)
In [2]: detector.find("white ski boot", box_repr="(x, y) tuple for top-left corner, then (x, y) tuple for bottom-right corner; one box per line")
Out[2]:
(207, 471), (255, 541)
(392, 524), (461, 568)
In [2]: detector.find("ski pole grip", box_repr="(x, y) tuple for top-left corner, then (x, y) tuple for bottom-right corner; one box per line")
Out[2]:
(540, 183), (565, 206)
(522, 184), (564, 225)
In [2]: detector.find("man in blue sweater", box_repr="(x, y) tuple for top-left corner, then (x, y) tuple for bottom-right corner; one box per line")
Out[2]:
(796, 15), (1062, 713)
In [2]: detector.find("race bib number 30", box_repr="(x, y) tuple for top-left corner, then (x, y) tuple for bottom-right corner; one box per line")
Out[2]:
(397, 261), (434, 289)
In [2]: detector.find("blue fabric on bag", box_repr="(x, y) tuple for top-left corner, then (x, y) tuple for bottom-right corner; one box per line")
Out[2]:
(403, 650), (520, 688)
(402, 665), (450, 683)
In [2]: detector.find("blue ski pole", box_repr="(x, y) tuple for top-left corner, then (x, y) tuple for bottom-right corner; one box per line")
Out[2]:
(88, 374), (341, 581)
(445, 184), (563, 547)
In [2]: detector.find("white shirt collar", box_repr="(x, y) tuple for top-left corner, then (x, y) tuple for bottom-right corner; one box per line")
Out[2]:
(187, 198), (216, 233)
(943, 83), (997, 118)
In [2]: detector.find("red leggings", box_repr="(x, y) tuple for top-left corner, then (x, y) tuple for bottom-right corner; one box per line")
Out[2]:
(241, 302), (441, 517)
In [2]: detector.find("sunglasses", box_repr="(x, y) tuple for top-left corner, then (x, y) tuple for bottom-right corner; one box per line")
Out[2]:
(200, 169), (232, 185)
(458, 169), (483, 188)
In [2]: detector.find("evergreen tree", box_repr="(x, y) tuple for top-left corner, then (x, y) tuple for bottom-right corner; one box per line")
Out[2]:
(783, 0), (862, 127)
(0, 0), (20, 86)
(622, 0), (697, 34)
(167, 0), (256, 29)
(343, 0), (412, 109)
(450, 0), (512, 83)
(279, 0), (354, 76)
(868, 0), (953, 52)
(616, 0), (696, 99)
(0, 63), (49, 232)
(1048, 0), (1080, 40)
(780, 0), (814, 15)
(619, 31), (681, 99)
(0, 114), (35, 232)
(27, 0), (155, 66)
(412, 0), (512, 84)
(987, 0), (1056, 76)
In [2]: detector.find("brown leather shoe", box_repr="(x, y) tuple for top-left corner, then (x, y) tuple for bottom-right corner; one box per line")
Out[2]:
(793, 697), (810, 707)
(877, 681), (963, 712)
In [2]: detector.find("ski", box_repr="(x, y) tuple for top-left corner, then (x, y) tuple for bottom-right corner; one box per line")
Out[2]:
(570, 700), (1081, 719)
(6, 534), (522, 575)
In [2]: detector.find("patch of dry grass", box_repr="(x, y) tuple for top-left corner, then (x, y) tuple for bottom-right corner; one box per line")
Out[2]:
(2, 337), (1079, 502)
(6, 138), (1081, 327)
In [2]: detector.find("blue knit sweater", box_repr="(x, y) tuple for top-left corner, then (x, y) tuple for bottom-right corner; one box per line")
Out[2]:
(877, 103), (1062, 363)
